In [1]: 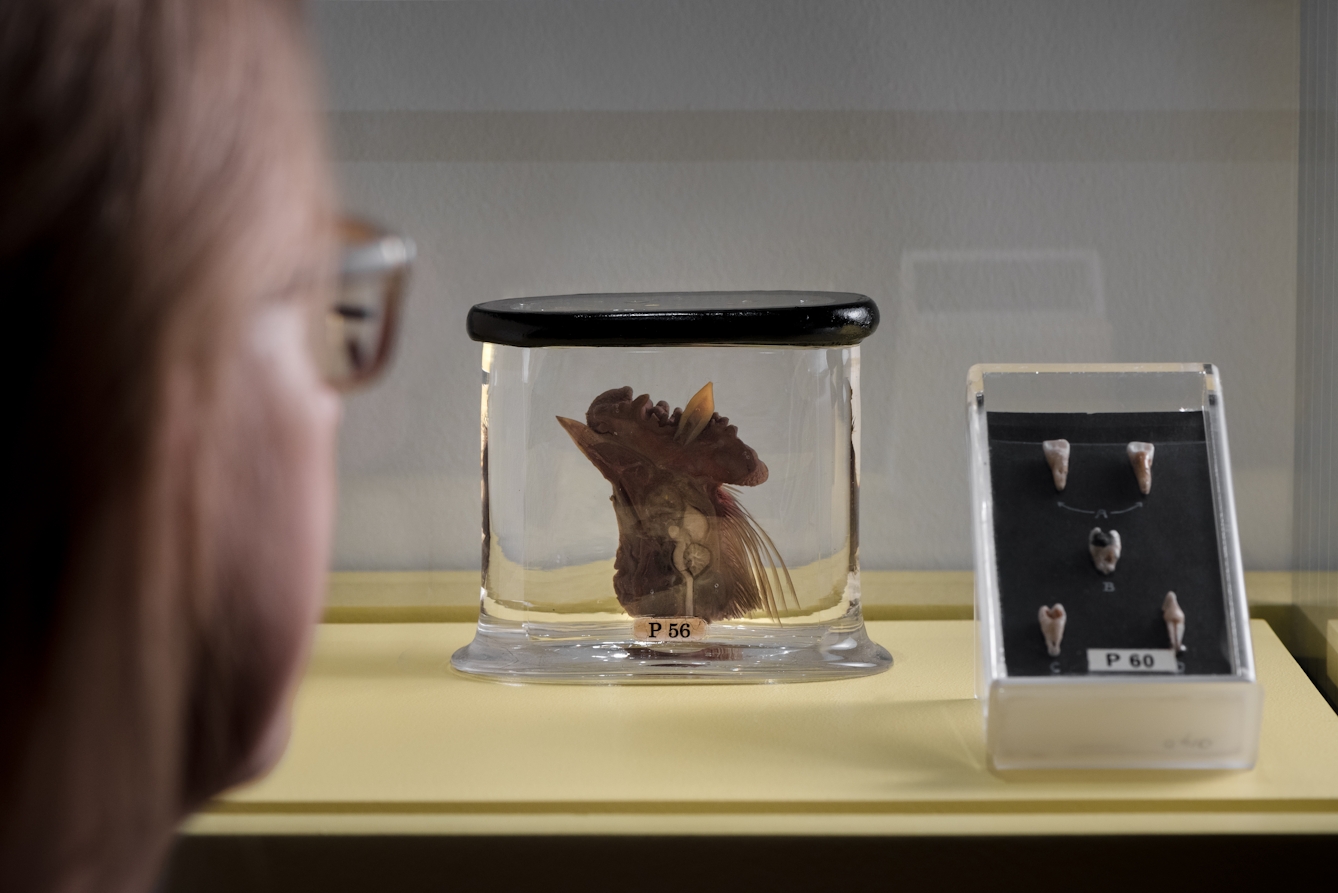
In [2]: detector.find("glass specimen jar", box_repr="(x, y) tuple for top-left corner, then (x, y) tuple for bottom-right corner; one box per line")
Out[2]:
(451, 292), (892, 682)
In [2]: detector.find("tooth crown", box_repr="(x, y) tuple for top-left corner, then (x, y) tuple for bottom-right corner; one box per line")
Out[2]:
(674, 382), (715, 446)
(1038, 604), (1067, 657)
(1163, 590), (1186, 652)
(1088, 527), (1122, 575)
(1127, 441), (1155, 494)
(1042, 439), (1070, 491)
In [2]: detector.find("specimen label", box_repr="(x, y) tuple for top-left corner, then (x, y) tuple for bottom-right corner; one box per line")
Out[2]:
(633, 617), (708, 641)
(1086, 648), (1179, 674)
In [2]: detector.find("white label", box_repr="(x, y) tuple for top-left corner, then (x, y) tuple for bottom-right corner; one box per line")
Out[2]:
(1086, 648), (1179, 674)
(632, 617), (707, 641)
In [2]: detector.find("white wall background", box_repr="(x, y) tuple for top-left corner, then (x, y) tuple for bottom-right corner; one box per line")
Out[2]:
(315, 0), (1300, 572)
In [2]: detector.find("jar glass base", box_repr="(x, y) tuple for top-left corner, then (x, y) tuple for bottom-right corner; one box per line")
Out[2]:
(450, 610), (892, 684)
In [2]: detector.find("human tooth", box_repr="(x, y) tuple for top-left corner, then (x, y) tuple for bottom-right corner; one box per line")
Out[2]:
(1089, 527), (1122, 575)
(1042, 439), (1070, 491)
(1163, 591), (1186, 652)
(1038, 604), (1067, 657)
(674, 382), (715, 446)
(1127, 441), (1155, 495)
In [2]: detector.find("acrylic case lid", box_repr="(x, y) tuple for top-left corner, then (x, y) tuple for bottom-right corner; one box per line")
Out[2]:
(966, 363), (1261, 769)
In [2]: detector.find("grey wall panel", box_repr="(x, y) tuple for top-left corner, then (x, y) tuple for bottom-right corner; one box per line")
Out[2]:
(316, 1), (1300, 572)
(312, 0), (1295, 112)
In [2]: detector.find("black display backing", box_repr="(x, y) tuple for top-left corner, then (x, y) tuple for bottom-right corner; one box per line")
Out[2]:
(987, 411), (1232, 677)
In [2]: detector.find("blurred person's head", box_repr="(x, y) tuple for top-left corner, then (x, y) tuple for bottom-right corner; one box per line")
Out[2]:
(0, 1), (340, 889)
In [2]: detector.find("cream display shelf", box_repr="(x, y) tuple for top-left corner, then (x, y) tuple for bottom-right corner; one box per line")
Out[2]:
(190, 618), (1338, 837)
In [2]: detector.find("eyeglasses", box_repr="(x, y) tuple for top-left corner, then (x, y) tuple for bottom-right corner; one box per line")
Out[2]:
(315, 217), (414, 390)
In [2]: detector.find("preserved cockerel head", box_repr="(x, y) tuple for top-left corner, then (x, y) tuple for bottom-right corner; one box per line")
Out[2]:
(558, 383), (795, 623)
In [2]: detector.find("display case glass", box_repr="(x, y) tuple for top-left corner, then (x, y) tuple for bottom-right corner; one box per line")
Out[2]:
(314, 0), (1338, 714)
(967, 363), (1262, 769)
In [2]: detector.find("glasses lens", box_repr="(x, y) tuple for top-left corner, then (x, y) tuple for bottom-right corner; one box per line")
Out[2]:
(323, 274), (392, 384)
(322, 218), (412, 388)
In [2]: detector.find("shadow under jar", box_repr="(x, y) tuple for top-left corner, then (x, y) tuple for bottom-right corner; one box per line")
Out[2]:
(451, 292), (892, 683)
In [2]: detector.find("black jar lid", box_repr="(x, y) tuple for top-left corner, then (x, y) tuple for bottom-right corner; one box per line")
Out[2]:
(466, 291), (878, 347)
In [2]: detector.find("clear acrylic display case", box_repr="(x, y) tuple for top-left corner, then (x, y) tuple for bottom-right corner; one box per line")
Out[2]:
(451, 292), (892, 682)
(967, 363), (1262, 769)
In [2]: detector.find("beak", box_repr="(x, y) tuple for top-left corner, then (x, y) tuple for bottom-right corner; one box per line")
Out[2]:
(674, 382), (714, 446)
(557, 416), (598, 460)
(557, 414), (648, 493)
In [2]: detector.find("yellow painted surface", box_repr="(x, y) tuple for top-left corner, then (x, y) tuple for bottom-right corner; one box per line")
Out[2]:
(324, 571), (478, 623)
(190, 619), (1338, 836)
(1244, 571), (1299, 606)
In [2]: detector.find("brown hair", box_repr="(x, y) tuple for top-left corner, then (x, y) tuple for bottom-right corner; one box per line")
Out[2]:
(0, 1), (332, 888)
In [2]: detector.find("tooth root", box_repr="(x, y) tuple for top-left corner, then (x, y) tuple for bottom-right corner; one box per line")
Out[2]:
(1127, 441), (1155, 494)
(674, 382), (715, 446)
(1163, 591), (1186, 652)
(1039, 604), (1067, 657)
(1088, 527), (1122, 575)
(1042, 439), (1071, 491)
